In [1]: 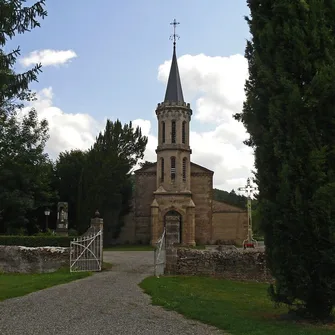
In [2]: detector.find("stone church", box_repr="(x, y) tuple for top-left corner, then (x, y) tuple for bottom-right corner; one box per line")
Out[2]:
(119, 40), (248, 246)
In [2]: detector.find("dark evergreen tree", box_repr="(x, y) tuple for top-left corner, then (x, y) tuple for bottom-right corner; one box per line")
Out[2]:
(235, 0), (335, 319)
(79, 119), (147, 241)
(55, 150), (87, 231)
(0, 1), (47, 113)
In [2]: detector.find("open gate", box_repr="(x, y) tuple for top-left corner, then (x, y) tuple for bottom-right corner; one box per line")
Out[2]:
(70, 229), (103, 272)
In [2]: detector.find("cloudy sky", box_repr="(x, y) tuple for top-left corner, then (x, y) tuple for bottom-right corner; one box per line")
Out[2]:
(8, 0), (254, 192)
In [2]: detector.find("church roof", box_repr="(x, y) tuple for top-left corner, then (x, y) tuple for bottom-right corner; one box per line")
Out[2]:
(190, 162), (214, 174)
(164, 45), (184, 103)
(134, 162), (157, 174)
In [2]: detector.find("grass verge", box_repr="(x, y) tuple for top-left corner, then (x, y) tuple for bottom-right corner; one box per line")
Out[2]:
(0, 267), (91, 302)
(140, 276), (334, 335)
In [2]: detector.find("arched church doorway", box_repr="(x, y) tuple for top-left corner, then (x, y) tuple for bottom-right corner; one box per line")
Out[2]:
(164, 210), (182, 246)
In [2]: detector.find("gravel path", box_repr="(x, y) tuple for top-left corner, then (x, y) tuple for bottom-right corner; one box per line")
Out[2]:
(0, 251), (223, 335)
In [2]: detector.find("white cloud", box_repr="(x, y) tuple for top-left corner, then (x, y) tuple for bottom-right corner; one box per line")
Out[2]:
(21, 87), (102, 158)
(25, 51), (253, 192)
(20, 49), (77, 67)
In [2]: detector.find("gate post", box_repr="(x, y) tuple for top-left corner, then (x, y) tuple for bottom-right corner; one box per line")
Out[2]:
(164, 214), (180, 275)
(90, 210), (104, 233)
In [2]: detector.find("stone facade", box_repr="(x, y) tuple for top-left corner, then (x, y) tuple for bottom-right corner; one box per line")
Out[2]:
(166, 248), (273, 283)
(118, 164), (248, 246)
(212, 200), (248, 245)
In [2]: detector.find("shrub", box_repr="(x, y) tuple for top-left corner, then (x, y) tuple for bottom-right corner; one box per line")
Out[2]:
(68, 229), (79, 237)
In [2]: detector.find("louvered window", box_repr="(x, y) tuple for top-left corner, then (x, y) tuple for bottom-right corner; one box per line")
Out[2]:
(171, 156), (176, 181)
(171, 121), (176, 143)
(162, 121), (165, 143)
(161, 158), (164, 182)
(182, 158), (187, 182)
(182, 121), (186, 144)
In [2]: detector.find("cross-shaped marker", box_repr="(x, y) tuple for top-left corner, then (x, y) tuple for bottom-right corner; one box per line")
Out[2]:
(170, 19), (180, 45)
(238, 178), (257, 198)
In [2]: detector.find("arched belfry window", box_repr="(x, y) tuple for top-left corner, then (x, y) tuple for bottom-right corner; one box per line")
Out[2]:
(171, 120), (176, 143)
(160, 158), (164, 182)
(182, 121), (186, 144)
(182, 158), (187, 182)
(170, 156), (176, 181)
(162, 121), (165, 143)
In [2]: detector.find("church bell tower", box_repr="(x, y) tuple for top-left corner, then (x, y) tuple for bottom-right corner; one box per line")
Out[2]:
(155, 20), (192, 192)
(150, 19), (195, 247)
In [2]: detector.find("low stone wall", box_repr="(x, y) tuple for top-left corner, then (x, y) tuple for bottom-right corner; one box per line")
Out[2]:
(0, 245), (69, 273)
(165, 248), (273, 283)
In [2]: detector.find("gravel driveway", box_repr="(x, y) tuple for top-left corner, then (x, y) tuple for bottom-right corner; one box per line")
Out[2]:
(0, 251), (223, 335)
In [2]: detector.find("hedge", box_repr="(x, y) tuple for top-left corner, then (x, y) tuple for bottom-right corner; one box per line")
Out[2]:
(0, 235), (72, 247)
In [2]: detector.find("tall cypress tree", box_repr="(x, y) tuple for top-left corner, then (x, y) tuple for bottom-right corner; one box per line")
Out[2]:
(235, 0), (335, 319)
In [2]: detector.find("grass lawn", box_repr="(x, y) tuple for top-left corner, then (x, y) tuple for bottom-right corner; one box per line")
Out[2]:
(0, 267), (91, 302)
(140, 276), (335, 335)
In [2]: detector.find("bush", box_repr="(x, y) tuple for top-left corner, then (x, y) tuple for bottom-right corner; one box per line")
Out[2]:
(34, 229), (56, 237)
(68, 229), (79, 237)
(0, 235), (72, 247)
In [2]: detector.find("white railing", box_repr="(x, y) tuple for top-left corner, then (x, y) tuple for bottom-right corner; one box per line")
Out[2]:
(154, 229), (166, 277)
(70, 229), (103, 272)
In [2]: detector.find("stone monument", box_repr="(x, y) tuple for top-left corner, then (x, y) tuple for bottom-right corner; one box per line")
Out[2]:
(56, 202), (69, 236)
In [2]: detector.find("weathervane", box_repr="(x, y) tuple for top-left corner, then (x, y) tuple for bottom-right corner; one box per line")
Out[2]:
(238, 178), (258, 249)
(170, 19), (180, 46)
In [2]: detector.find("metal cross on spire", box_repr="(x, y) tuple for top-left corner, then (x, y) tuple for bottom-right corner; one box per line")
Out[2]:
(170, 19), (180, 46)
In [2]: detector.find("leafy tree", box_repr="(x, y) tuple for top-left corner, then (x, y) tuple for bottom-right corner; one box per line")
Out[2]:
(0, 109), (56, 234)
(0, 1), (50, 234)
(213, 188), (246, 208)
(79, 119), (147, 241)
(235, 0), (335, 320)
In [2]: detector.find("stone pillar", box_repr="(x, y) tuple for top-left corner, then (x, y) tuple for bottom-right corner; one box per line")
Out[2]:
(150, 199), (159, 246)
(165, 247), (178, 275)
(90, 210), (104, 232)
(164, 215), (180, 275)
(184, 199), (196, 246)
(84, 210), (104, 236)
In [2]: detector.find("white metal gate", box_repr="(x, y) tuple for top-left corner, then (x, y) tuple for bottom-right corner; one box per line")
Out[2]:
(154, 229), (166, 277)
(70, 230), (103, 272)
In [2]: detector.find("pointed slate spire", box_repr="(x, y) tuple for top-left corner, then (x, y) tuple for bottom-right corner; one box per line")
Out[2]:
(164, 45), (184, 103)
(164, 19), (184, 104)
